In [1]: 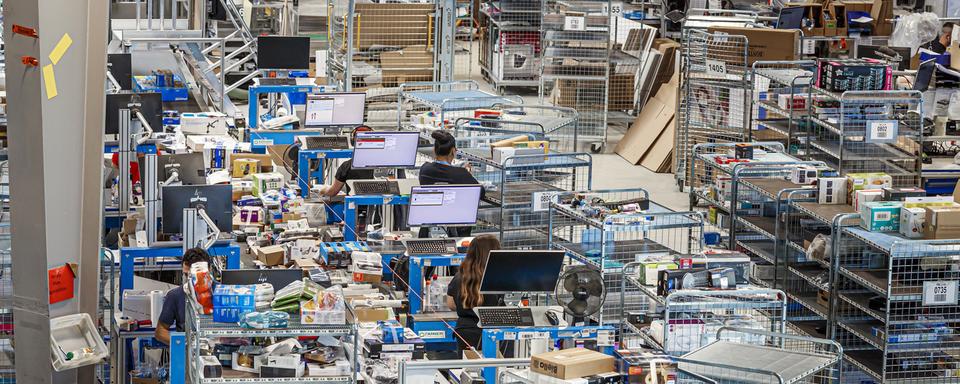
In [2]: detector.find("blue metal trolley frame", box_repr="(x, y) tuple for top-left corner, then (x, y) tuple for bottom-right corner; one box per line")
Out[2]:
(342, 195), (410, 241)
(297, 148), (353, 197)
(118, 244), (241, 309)
(480, 325), (616, 382)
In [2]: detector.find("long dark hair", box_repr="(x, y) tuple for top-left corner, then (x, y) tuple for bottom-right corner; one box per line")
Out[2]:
(431, 130), (456, 157)
(460, 235), (500, 308)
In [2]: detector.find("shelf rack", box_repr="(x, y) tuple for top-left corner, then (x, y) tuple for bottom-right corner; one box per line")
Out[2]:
(458, 149), (592, 250)
(751, 61), (817, 157)
(548, 188), (704, 324)
(182, 299), (359, 384)
(805, 87), (923, 188)
(451, 104), (581, 153)
(832, 219), (960, 383)
(397, 80), (523, 132)
(618, 265), (787, 357)
(478, 0), (543, 91)
(675, 29), (752, 188)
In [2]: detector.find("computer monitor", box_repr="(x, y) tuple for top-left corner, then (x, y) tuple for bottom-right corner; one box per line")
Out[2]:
(108, 53), (133, 90)
(351, 131), (420, 169)
(221, 269), (304, 288)
(161, 184), (233, 234)
(158, 153), (207, 185)
(304, 93), (366, 127)
(857, 44), (912, 71)
(106, 92), (163, 135)
(257, 36), (310, 70)
(776, 6), (805, 29)
(479, 250), (567, 294)
(407, 184), (482, 227)
(913, 59), (937, 92)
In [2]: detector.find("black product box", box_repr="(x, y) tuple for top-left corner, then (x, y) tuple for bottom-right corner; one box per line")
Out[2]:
(260, 366), (299, 378)
(688, 252), (751, 283)
(882, 187), (926, 201)
(817, 59), (891, 92)
(363, 338), (426, 359)
(734, 144), (753, 160)
(213, 344), (241, 367)
(707, 267), (738, 289)
(657, 268), (708, 296)
(582, 372), (625, 384)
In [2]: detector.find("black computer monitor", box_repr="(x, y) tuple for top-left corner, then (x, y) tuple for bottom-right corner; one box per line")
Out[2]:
(407, 184), (482, 227)
(351, 131), (421, 169)
(914, 59), (937, 92)
(221, 269), (304, 288)
(479, 250), (567, 294)
(108, 53), (133, 90)
(106, 92), (163, 135)
(257, 36), (310, 70)
(304, 93), (366, 127)
(776, 6), (805, 29)
(857, 44), (912, 71)
(158, 153), (207, 185)
(161, 184), (233, 234)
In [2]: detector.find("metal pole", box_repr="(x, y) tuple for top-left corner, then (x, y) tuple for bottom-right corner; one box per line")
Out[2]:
(119, 109), (132, 213)
(144, 154), (159, 246)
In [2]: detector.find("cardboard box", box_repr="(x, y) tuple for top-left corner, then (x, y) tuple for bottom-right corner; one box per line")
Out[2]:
(230, 153), (274, 173)
(854, 189), (883, 212)
(883, 187), (926, 202)
(354, 308), (393, 322)
(706, 27), (799, 64)
(638, 259), (678, 286)
(232, 159), (260, 178)
(847, 173), (892, 201)
(255, 245), (286, 266)
(790, 166), (818, 185)
(817, 289), (830, 308)
(950, 27), (960, 71)
(530, 348), (616, 380)
(860, 201), (902, 232)
(924, 206), (960, 239)
(251, 172), (285, 197)
(381, 46), (434, 87)
(900, 207), (926, 239)
(818, 177), (847, 204)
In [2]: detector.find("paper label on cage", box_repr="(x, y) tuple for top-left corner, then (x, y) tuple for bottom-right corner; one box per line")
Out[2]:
(564, 16), (586, 31)
(606, 2), (623, 15)
(252, 138), (274, 146)
(866, 120), (898, 143)
(503, 331), (517, 340)
(802, 39), (816, 55)
(713, 31), (728, 43)
(923, 280), (958, 306)
(706, 59), (727, 77)
(597, 330), (615, 346)
(518, 332), (546, 340)
(532, 191), (561, 212)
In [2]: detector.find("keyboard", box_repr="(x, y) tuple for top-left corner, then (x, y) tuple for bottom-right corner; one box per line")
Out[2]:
(352, 180), (400, 196)
(403, 238), (457, 255)
(300, 135), (350, 150)
(476, 307), (535, 328)
(259, 78), (297, 86)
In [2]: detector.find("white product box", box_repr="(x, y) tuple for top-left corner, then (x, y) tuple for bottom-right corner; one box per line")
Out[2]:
(854, 189), (884, 212)
(818, 177), (847, 204)
(900, 207), (926, 239)
(790, 166), (818, 185)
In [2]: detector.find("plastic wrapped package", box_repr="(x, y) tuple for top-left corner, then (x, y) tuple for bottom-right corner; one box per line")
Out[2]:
(889, 13), (942, 53)
(271, 278), (321, 312)
(189, 262), (214, 314)
(239, 311), (290, 329)
(301, 287), (347, 325)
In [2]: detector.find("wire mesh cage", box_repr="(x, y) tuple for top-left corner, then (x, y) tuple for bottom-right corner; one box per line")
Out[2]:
(548, 189), (705, 324)
(539, 0), (612, 153)
(478, 0), (543, 91)
(806, 89), (923, 188)
(398, 80), (523, 134)
(619, 276), (787, 357)
(675, 29), (752, 189)
(751, 61), (817, 157)
(451, 104), (580, 152)
(676, 327), (843, 384)
(833, 221), (960, 383)
(456, 150), (593, 250)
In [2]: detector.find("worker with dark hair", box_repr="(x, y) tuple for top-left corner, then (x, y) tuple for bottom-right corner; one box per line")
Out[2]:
(923, 23), (955, 54)
(419, 130), (483, 188)
(155, 247), (210, 345)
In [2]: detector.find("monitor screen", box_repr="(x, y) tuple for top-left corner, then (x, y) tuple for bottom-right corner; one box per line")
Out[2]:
(161, 185), (233, 234)
(777, 6), (805, 29)
(407, 185), (482, 227)
(158, 153), (207, 185)
(480, 250), (567, 293)
(221, 269), (304, 288)
(351, 131), (420, 169)
(257, 36), (310, 70)
(105, 92), (163, 135)
(108, 53), (133, 90)
(304, 93), (366, 127)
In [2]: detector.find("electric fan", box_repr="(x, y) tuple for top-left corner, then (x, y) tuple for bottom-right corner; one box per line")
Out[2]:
(555, 265), (606, 321)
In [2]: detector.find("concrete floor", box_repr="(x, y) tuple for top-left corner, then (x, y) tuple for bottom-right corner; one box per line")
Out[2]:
(589, 154), (688, 211)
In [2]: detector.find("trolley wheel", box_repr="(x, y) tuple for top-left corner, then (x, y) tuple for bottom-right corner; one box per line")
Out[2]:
(590, 143), (604, 154)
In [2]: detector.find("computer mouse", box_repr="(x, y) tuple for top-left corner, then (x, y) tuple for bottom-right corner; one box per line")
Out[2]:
(546, 310), (560, 326)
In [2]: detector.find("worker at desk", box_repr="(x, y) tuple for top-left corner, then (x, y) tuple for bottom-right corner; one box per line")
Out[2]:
(419, 130), (483, 237)
(155, 248), (210, 345)
(922, 23), (954, 54)
(445, 235), (503, 355)
(322, 125), (376, 197)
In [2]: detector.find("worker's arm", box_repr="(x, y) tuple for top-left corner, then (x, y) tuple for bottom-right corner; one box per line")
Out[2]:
(324, 179), (345, 197)
(446, 296), (457, 311)
(154, 323), (172, 345)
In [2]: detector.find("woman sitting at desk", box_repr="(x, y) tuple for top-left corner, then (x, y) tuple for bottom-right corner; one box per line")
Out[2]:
(419, 130), (483, 237)
(445, 235), (503, 355)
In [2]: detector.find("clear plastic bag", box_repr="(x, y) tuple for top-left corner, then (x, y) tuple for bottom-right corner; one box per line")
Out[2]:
(889, 12), (942, 53)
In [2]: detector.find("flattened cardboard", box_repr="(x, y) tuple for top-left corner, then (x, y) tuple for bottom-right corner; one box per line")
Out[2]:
(615, 98), (672, 164)
(640, 118), (676, 173)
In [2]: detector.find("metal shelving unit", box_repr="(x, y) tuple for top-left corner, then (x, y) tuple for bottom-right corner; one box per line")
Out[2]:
(806, 87), (924, 188)
(832, 221), (960, 383)
(183, 300), (358, 384)
(397, 80), (523, 132)
(459, 150), (592, 250)
(451, 104), (580, 152)
(751, 61), (817, 157)
(478, 0), (543, 91)
(548, 188), (704, 324)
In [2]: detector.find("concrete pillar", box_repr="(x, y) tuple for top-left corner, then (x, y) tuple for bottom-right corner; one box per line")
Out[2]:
(3, 0), (109, 382)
